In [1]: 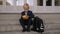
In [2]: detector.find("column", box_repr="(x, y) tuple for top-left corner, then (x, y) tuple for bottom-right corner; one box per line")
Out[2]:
(2, 0), (6, 11)
(13, 0), (16, 6)
(34, 0), (37, 6)
(24, 0), (27, 3)
(52, 0), (55, 6)
(13, 0), (16, 11)
(3, 0), (6, 6)
(43, 0), (46, 6)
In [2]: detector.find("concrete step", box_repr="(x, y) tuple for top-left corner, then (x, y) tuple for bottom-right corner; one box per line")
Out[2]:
(0, 24), (60, 32)
(0, 30), (60, 34)
(0, 13), (60, 34)
(0, 25), (21, 32)
(45, 24), (60, 30)
(0, 20), (20, 25)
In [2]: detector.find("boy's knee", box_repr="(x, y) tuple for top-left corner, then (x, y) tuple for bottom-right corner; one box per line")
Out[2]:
(19, 19), (23, 23)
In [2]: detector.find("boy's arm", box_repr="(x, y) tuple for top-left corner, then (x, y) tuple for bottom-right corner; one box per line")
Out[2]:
(21, 12), (23, 19)
(29, 11), (34, 18)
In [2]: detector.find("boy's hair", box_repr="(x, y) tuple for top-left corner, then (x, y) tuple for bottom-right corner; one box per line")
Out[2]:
(23, 3), (29, 9)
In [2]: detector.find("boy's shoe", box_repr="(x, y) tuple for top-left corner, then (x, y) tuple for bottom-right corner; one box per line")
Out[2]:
(26, 29), (30, 32)
(22, 29), (26, 32)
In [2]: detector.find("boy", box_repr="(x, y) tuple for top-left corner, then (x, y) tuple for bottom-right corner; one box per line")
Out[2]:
(19, 3), (34, 32)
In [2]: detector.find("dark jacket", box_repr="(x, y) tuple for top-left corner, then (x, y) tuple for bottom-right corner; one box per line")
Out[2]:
(21, 10), (34, 19)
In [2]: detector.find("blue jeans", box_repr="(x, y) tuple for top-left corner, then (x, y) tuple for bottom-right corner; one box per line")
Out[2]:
(19, 18), (32, 31)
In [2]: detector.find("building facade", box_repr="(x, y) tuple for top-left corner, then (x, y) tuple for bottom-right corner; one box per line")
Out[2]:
(0, 0), (60, 13)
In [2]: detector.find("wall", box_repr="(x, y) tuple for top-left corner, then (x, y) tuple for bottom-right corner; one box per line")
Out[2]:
(0, 0), (60, 13)
(0, 6), (60, 13)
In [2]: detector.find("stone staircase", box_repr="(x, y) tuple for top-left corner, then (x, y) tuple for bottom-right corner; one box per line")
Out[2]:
(0, 13), (60, 34)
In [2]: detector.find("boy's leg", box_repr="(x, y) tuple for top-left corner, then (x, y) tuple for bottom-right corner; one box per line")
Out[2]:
(19, 19), (26, 31)
(26, 19), (32, 31)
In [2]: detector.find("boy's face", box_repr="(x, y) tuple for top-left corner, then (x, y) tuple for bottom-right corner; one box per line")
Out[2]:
(23, 4), (29, 11)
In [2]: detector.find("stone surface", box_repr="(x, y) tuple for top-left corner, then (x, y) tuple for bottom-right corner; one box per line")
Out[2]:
(0, 13), (60, 34)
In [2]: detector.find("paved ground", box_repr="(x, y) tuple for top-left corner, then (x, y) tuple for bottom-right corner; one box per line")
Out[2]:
(0, 32), (42, 34)
(0, 31), (60, 34)
(0, 30), (60, 34)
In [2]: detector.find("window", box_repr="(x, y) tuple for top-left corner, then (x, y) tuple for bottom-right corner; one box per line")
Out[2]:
(5, 0), (34, 6)
(0, 0), (3, 5)
(17, 0), (34, 6)
(2, 0), (60, 6)
(37, 0), (43, 6)
(55, 0), (60, 6)
(27, 0), (34, 6)
(16, 0), (24, 6)
(46, 0), (52, 6)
